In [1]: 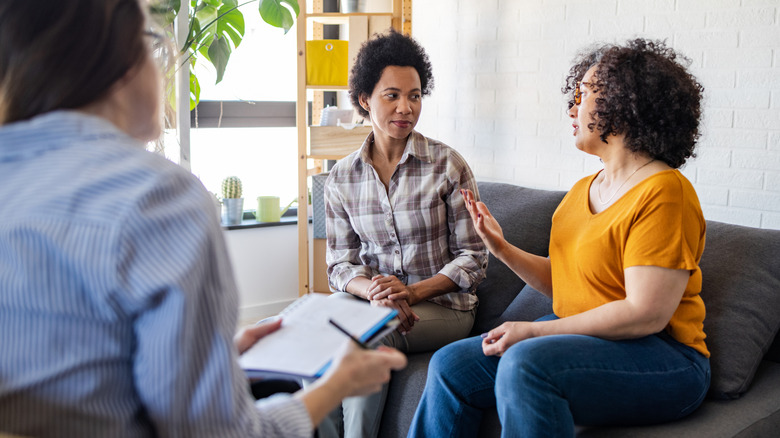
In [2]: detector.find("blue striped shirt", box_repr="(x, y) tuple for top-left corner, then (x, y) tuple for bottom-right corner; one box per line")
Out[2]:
(0, 111), (312, 437)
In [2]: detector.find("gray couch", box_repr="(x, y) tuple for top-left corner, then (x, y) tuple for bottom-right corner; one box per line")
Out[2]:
(378, 182), (780, 438)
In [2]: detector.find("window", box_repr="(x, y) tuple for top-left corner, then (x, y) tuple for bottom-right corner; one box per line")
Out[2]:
(188, 6), (299, 207)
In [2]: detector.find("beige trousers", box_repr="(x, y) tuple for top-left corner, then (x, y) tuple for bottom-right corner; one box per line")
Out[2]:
(321, 292), (476, 438)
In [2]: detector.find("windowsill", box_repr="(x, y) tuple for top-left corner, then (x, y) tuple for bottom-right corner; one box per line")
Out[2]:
(222, 207), (309, 230)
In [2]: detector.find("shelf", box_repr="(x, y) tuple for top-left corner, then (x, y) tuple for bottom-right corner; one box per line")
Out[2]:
(297, 0), (411, 296)
(307, 12), (393, 25)
(309, 125), (372, 159)
(306, 85), (349, 91)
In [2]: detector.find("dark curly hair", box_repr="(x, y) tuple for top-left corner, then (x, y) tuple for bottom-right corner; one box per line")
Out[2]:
(349, 29), (434, 118)
(562, 39), (704, 168)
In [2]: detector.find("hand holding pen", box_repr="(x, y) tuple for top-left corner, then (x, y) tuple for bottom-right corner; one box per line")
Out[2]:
(329, 318), (369, 349)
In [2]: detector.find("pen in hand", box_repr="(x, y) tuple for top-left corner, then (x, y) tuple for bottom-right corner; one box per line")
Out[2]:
(328, 318), (369, 350)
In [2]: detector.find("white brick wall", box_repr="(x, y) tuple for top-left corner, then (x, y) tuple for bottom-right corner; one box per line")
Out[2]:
(413, 0), (780, 229)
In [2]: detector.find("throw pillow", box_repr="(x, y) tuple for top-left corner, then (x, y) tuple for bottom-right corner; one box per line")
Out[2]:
(699, 221), (780, 399)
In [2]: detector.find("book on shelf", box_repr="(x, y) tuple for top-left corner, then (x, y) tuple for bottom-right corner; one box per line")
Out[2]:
(238, 293), (399, 379)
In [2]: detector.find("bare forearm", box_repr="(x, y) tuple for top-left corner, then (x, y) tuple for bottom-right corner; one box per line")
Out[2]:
(534, 300), (671, 340)
(295, 379), (350, 427)
(296, 345), (408, 427)
(525, 266), (687, 340)
(406, 274), (459, 305)
(344, 276), (372, 299)
(347, 273), (459, 305)
(492, 243), (553, 297)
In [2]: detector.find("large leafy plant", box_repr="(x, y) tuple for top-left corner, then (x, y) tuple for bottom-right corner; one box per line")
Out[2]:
(151, 0), (300, 110)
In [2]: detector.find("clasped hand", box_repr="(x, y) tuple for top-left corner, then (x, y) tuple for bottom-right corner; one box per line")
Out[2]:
(366, 274), (420, 335)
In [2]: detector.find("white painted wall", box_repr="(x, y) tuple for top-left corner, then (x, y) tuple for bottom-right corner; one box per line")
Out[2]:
(234, 0), (780, 318)
(224, 225), (299, 323)
(412, 0), (780, 229)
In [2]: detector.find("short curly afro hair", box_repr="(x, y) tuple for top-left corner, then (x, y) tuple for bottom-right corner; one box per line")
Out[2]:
(562, 39), (704, 168)
(349, 29), (434, 118)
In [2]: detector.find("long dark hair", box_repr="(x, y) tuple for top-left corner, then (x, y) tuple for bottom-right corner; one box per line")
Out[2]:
(0, 0), (147, 124)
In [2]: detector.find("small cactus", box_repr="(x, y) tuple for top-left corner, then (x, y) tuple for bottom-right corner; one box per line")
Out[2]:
(221, 176), (243, 199)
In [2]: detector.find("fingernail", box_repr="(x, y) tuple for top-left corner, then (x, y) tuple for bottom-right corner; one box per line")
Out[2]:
(478, 214), (482, 219)
(256, 315), (281, 326)
(480, 332), (488, 339)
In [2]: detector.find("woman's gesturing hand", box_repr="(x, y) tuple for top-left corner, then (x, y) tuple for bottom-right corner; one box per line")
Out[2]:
(461, 189), (508, 256)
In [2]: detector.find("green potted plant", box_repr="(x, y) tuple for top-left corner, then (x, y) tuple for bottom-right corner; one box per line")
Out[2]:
(221, 176), (244, 225)
(150, 0), (300, 109)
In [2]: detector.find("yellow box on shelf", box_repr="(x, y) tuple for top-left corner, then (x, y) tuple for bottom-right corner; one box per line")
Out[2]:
(309, 125), (373, 159)
(305, 40), (349, 87)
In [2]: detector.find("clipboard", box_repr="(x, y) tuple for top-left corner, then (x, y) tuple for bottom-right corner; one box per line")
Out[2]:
(238, 293), (399, 379)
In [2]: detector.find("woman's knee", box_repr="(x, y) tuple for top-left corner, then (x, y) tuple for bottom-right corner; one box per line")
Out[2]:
(495, 337), (566, 392)
(429, 337), (482, 374)
(426, 336), (500, 404)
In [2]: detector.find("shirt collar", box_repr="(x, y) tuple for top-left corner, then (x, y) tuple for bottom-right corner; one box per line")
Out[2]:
(352, 130), (432, 168)
(0, 110), (128, 162)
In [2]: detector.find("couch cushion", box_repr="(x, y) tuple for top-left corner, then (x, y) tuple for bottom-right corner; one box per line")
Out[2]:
(498, 283), (553, 324)
(699, 221), (780, 399)
(576, 360), (780, 437)
(472, 182), (566, 335)
(379, 351), (434, 438)
(765, 332), (780, 363)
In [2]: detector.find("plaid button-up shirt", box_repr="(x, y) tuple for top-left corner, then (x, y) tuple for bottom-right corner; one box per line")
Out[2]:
(324, 131), (488, 311)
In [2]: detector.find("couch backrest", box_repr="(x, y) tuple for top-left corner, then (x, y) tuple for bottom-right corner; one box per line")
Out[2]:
(472, 182), (565, 334)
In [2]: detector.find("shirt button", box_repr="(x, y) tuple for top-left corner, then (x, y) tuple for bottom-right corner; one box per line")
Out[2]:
(396, 270), (402, 274)
(395, 250), (400, 254)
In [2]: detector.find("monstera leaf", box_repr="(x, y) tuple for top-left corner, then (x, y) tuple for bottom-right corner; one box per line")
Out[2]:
(259, 0), (300, 34)
(190, 0), (245, 84)
(149, 0), (299, 110)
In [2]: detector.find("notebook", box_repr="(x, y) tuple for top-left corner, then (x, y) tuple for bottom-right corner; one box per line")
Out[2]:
(238, 293), (399, 379)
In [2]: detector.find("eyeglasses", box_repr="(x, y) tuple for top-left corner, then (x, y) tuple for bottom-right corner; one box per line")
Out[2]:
(573, 81), (594, 106)
(144, 29), (175, 72)
(573, 82), (582, 105)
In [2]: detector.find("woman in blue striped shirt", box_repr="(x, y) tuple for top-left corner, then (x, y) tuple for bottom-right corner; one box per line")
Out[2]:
(0, 1), (406, 437)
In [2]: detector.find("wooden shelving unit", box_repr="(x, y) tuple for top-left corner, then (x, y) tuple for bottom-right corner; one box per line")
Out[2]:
(296, 0), (411, 296)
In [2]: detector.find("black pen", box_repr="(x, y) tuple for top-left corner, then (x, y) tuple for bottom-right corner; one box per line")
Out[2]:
(328, 318), (369, 349)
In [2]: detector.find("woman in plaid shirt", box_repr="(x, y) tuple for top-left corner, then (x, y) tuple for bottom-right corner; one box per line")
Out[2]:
(321, 30), (488, 438)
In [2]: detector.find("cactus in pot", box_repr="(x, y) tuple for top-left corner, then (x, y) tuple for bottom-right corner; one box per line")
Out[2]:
(221, 176), (243, 199)
(220, 176), (244, 226)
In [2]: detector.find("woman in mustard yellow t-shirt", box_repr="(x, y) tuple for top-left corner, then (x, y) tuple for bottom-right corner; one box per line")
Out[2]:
(407, 39), (711, 437)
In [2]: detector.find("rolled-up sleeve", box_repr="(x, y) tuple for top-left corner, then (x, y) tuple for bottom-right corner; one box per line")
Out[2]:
(324, 173), (377, 291)
(437, 159), (488, 292)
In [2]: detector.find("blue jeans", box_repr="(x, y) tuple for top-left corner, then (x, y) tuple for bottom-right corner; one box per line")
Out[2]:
(407, 314), (710, 438)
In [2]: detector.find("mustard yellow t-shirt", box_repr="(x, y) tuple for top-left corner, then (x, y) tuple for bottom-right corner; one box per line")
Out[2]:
(549, 169), (709, 357)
